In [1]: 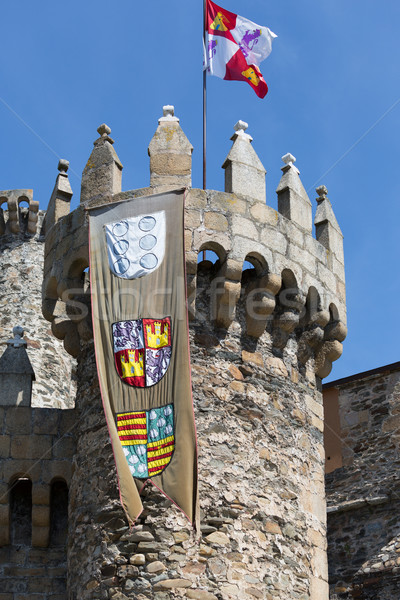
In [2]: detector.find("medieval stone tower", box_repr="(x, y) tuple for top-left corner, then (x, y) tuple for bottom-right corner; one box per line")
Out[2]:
(0, 106), (346, 599)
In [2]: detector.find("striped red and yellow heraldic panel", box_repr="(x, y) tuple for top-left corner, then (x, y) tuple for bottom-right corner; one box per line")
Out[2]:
(88, 190), (199, 528)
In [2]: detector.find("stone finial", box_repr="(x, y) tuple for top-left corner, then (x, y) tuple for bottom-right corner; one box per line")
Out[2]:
(7, 326), (27, 348)
(222, 121), (266, 202)
(148, 105), (193, 188)
(97, 123), (112, 138)
(0, 326), (35, 406)
(58, 159), (69, 173)
(232, 120), (252, 141)
(276, 153), (312, 232)
(316, 185), (328, 201)
(234, 120), (248, 132)
(80, 124), (123, 203)
(158, 105), (179, 124)
(314, 185), (344, 264)
(281, 153), (299, 174)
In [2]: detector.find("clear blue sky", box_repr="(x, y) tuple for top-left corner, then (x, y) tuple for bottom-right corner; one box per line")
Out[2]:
(1, 1), (399, 381)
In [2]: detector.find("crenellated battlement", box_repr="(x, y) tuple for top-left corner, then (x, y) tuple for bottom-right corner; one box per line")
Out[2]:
(0, 189), (39, 236)
(42, 106), (346, 379)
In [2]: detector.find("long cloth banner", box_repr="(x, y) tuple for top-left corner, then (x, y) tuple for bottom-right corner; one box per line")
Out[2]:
(88, 190), (198, 527)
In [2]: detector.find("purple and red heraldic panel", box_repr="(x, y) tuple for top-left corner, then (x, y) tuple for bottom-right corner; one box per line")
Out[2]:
(113, 317), (172, 388)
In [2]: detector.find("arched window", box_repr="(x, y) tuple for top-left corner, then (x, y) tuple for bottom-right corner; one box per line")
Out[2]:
(18, 196), (30, 209)
(49, 480), (68, 546)
(9, 478), (32, 546)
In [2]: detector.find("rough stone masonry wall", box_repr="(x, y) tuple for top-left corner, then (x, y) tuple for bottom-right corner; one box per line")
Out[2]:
(42, 111), (347, 600)
(0, 203), (76, 409)
(66, 304), (328, 600)
(325, 366), (400, 599)
(0, 193), (78, 599)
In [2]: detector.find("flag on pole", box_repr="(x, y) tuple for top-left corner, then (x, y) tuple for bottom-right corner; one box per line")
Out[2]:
(204, 0), (277, 98)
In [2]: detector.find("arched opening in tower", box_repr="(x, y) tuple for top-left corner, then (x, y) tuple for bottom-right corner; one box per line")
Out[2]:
(9, 477), (32, 546)
(195, 243), (225, 326)
(49, 480), (69, 547)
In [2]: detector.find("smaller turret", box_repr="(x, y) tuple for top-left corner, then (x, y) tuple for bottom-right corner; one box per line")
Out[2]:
(0, 327), (35, 406)
(43, 159), (73, 234)
(276, 153), (313, 232)
(148, 105), (193, 189)
(80, 123), (123, 204)
(315, 185), (344, 265)
(222, 120), (266, 202)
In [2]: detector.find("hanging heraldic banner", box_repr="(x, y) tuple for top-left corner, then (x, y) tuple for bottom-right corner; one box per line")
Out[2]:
(88, 190), (199, 527)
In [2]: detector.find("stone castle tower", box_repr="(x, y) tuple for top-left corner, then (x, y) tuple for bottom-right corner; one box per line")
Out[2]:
(0, 106), (346, 599)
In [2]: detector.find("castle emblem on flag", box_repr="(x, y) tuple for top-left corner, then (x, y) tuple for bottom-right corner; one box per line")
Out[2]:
(117, 404), (175, 479)
(113, 317), (172, 387)
(210, 11), (231, 31)
(241, 66), (260, 86)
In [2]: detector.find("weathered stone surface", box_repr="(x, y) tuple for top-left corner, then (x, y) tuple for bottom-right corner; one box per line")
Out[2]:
(205, 531), (230, 546)
(241, 350), (263, 367)
(264, 521), (282, 535)
(130, 554), (146, 566)
(186, 590), (218, 600)
(204, 212), (228, 232)
(325, 365), (400, 598)
(154, 578), (192, 590)
(265, 356), (288, 378)
(146, 561), (166, 574)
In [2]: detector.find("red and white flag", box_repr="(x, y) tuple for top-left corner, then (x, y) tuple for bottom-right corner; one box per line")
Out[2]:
(205, 0), (277, 98)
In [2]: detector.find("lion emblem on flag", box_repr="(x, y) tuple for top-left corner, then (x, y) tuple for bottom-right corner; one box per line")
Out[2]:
(112, 317), (171, 387)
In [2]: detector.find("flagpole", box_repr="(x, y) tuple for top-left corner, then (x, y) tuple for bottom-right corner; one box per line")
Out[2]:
(203, 0), (207, 191)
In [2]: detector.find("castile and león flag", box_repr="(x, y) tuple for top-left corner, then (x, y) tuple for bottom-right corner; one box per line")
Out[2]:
(204, 0), (277, 98)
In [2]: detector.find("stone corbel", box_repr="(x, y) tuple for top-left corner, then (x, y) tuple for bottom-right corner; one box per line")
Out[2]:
(27, 200), (40, 234)
(245, 273), (281, 338)
(185, 251), (198, 321)
(49, 297), (81, 358)
(297, 309), (330, 365)
(315, 319), (347, 378)
(7, 197), (19, 234)
(213, 259), (242, 329)
(272, 290), (305, 350)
